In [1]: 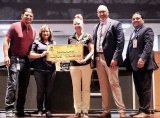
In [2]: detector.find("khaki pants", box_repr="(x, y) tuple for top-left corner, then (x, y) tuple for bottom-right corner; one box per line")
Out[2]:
(70, 64), (92, 113)
(96, 54), (125, 113)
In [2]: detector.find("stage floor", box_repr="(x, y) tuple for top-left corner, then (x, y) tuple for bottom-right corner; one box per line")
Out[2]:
(0, 111), (160, 118)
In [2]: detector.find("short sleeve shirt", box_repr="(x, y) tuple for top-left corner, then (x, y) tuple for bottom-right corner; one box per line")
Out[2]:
(6, 22), (36, 56)
(30, 39), (56, 72)
(68, 33), (93, 66)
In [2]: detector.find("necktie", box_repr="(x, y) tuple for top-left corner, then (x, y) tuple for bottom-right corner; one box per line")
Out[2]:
(98, 23), (104, 52)
(100, 23), (104, 38)
(129, 29), (137, 48)
(131, 29), (137, 39)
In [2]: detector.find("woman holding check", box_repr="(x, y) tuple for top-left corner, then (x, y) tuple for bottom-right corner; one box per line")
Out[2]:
(29, 24), (56, 117)
(68, 15), (94, 118)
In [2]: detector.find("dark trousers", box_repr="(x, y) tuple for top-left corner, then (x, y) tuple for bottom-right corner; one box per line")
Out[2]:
(133, 69), (153, 113)
(5, 56), (30, 112)
(34, 70), (56, 111)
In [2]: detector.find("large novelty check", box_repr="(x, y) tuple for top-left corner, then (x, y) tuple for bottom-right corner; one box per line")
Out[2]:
(47, 43), (83, 62)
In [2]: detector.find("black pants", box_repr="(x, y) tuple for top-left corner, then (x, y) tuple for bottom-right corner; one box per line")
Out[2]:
(133, 69), (153, 113)
(5, 56), (30, 112)
(34, 70), (56, 111)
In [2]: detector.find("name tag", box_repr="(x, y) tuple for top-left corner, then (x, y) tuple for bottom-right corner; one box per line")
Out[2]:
(133, 39), (137, 48)
(16, 63), (20, 71)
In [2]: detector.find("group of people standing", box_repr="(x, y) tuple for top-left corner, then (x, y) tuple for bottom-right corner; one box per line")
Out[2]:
(3, 4), (158, 118)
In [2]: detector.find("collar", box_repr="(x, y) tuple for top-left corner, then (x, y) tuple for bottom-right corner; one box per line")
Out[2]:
(134, 25), (143, 31)
(100, 18), (108, 25)
(75, 32), (84, 41)
(21, 21), (31, 31)
(40, 39), (53, 45)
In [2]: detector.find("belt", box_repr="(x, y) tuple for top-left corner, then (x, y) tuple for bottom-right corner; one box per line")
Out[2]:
(96, 52), (104, 56)
(97, 52), (103, 54)
(10, 54), (28, 60)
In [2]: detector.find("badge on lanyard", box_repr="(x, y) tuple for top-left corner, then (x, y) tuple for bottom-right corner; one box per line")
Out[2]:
(16, 63), (20, 71)
(16, 58), (20, 71)
(133, 38), (137, 48)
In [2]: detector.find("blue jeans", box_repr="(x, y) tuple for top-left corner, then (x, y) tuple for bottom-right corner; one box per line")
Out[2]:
(5, 56), (30, 112)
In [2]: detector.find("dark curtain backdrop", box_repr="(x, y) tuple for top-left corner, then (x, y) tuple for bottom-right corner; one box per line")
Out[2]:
(0, 0), (160, 20)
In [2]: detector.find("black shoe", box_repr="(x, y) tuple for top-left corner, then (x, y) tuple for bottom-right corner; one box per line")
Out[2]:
(98, 112), (111, 118)
(46, 111), (54, 117)
(15, 111), (31, 117)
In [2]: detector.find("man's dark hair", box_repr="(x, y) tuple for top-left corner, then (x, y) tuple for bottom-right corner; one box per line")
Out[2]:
(21, 8), (33, 15)
(133, 12), (144, 19)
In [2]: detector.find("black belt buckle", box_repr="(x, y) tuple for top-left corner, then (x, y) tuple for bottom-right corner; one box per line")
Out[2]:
(96, 52), (103, 56)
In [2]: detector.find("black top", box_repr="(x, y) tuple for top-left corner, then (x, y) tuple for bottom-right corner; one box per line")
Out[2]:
(68, 33), (93, 66)
(30, 39), (56, 72)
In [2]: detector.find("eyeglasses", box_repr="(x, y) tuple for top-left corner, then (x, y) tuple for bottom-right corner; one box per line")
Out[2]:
(97, 11), (107, 14)
(132, 17), (142, 21)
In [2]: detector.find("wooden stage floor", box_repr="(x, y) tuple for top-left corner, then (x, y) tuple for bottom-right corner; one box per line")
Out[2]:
(0, 111), (160, 118)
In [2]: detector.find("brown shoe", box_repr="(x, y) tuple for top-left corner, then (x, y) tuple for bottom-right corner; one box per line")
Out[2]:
(37, 111), (43, 116)
(83, 113), (89, 118)
(120, 112), (127, 118)
(130, 112), (140, 117)
(74, 113), (81, 118)
(98, 112), (111, 118)
(133, 112), (150, 118)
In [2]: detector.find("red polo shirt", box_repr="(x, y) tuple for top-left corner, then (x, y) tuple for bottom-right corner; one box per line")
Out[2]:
(6, 22), (36, 56)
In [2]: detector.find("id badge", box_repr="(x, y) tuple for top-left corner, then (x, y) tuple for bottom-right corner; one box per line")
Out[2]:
(133, 39), (137, 48)
(16, 63), (20, 71)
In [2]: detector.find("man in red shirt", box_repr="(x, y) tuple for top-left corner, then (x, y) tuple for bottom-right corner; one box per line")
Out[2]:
(3, 8), (36, 117)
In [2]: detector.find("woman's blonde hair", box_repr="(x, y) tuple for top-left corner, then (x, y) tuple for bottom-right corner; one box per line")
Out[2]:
(74, 14), (83, 21)
(73, 14), (84, 28)
(73, 18), (84, 28)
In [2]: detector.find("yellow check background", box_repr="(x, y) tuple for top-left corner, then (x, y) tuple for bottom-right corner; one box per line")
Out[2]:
(47, 43), (83, 62)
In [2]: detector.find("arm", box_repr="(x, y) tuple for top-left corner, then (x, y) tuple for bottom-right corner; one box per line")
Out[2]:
(77, 42), (94, 64)
(29, 51), (48, 59)
(110, 21), (124, 70)
(77, 34), (94, 64)
(83, 43), (94, 62)
(28, 41), (48, 59)
(140, 28), (154, 60)
(137, 28), (154, 68)
(3, 36), (10, 67)
(112, 22), (124, 61)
